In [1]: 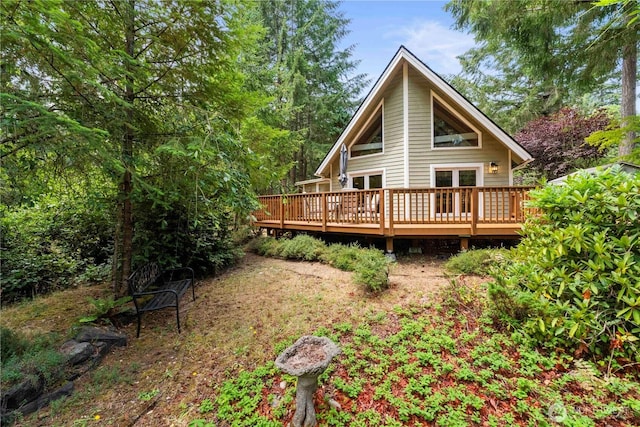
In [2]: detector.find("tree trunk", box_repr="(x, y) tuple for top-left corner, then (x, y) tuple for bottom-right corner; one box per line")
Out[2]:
(619, 20), (638, 156)
(113, 0), (136, 297)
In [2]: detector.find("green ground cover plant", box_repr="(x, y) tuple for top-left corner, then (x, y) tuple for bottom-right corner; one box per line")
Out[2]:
(248, 235), (390, 292)
(188, 284), (640, 426)
(488, 167), (640, 365)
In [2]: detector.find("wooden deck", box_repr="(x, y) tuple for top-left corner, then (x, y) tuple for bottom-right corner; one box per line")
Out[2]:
(253, 187), (537, 250)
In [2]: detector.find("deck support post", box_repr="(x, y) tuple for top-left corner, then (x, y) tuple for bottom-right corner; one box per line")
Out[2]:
(460, 237), (470, 251)
(385, 237), (394, 254)
(385, 237), (396, 261)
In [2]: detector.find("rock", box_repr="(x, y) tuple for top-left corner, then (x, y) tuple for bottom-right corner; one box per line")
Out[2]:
(60, 340), (94, 365)
(328, 398), (342, 411)
(14, 382), (74, 417)
(75, 326), (127, 349)
(1, 376), (44, 412)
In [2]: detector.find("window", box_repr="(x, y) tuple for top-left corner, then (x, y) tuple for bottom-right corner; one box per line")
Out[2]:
(432, 95), (479, 148)
(352, 173), (383, 190)
(351, 107), (383, 157)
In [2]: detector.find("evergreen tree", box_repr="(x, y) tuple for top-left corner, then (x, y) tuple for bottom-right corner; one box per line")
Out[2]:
(1, 0), (265, 296)
(253, 0), (367, 188)
(446, 0), (638, 152)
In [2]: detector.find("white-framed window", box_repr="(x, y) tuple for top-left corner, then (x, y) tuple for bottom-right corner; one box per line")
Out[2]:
(431, 93), (481, 149)
(349, 169), (385, 190)
(350, 102), (383, 158)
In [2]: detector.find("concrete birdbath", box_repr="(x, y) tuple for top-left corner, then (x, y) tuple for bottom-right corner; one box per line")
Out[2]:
(275, 335), (341, 427)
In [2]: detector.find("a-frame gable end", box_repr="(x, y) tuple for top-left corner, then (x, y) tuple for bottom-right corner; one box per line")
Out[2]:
(314, 46), (532, 179)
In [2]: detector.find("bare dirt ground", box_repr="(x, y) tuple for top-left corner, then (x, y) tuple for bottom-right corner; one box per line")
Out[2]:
(2, 252), (457, 426)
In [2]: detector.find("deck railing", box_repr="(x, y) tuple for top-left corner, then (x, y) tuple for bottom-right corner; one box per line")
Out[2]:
(253, 186), (537, 235)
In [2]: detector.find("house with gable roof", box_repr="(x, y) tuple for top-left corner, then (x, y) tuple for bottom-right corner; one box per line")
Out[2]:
(253, 46), (536, 252)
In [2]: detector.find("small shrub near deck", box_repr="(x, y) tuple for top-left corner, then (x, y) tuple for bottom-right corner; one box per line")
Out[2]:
(247, 236), (281, 257)
(248, 235), (391, 293)
(444, 248), (509, 276)
(278, 235), (327, 261)
(489, 167), (640, 363)
(321, 243), (363, 271)
(353, 248), (389, 293)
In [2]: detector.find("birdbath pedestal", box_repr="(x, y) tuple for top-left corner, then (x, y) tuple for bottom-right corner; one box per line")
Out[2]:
(275, 335), (341, 427)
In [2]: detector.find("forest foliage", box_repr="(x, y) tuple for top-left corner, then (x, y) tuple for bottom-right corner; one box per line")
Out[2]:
(0, 0), (363, 302)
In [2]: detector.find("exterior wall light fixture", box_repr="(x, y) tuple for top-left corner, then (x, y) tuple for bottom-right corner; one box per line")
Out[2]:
(489, 161), (499, 174)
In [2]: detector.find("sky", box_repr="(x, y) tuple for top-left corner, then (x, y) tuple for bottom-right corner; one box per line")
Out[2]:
(337, 0), (474, 92)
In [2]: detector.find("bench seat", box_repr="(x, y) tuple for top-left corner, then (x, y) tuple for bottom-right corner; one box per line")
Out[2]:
(128, 263), (195, 337)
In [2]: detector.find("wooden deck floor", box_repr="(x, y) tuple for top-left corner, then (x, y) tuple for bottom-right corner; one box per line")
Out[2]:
(253, 187), (536, 250)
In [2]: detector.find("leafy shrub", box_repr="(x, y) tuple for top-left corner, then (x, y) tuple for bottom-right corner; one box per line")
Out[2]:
(489, 167), (640, 361)
(247, 235), (282, 257)
(278, 235), (327, 261)
(444, 248), (509, 276)
(321, 243), (362, 271)
(353, 248), (389, 293)
(77, 296), (133, 325)
(133, 204), (243, 276)
(0, 193), (113, 302)
(1, 328), (65, 389)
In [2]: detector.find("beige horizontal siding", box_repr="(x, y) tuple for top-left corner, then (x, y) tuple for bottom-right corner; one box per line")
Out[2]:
(406, 67), (511, 187)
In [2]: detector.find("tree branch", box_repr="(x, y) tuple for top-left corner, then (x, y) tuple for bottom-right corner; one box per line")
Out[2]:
(133, 43), (189, 97)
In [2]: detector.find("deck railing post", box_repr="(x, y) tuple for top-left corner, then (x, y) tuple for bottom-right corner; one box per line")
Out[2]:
(279, 195), (285, 230)
(388, 189), (394, 236)
(378, 189), (385, 235)
(471, 188), (478, 235)
(322, 193), (327, 232)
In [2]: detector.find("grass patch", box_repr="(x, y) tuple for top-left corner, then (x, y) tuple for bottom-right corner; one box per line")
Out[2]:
(1, 326), (66, 390)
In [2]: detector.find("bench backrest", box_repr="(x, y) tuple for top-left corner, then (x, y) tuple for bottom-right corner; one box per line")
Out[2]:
(128, 263), (162, 295)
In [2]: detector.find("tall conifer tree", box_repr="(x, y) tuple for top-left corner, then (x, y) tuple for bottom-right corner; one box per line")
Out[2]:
(446, 0), (638, 153)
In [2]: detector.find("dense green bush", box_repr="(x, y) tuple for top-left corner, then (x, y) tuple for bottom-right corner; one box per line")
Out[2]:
(1, 327), (65, 389)
(444, 248), (509, 276)
(321, 243), (363, 271)
(246, 235), (282, 257)
(132, 202), (243, 277)
(247, 235), (391, 293)
(278, 234), (327, 261)
(1, 194), (113, 302)
(489, 167), (640, 362)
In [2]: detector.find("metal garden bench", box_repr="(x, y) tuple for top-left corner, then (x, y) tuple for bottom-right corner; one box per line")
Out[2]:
(127, 263), (195, 338)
